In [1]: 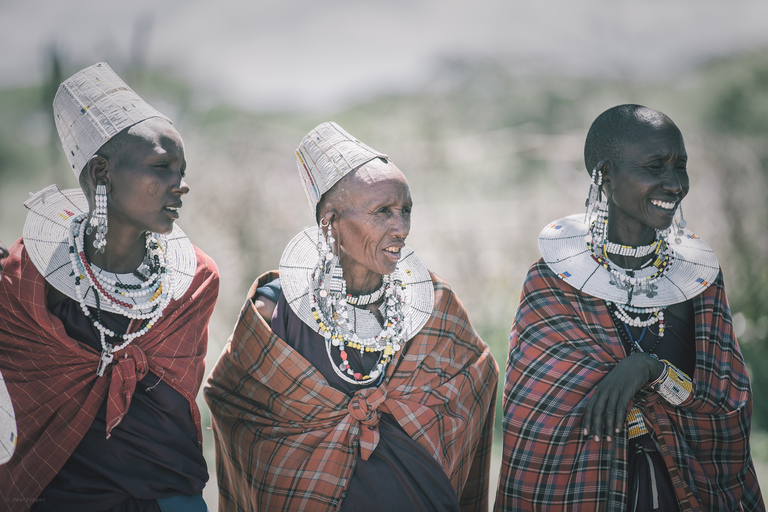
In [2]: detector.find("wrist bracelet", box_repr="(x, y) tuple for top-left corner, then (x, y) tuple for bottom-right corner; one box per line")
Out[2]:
(651, 359), (692, 406)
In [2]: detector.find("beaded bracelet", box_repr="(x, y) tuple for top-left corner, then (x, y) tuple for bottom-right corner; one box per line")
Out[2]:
(650, 359), (692, 406)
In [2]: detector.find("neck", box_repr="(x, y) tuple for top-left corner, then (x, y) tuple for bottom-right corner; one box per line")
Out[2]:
(85, 223), (147, 274)
(345, 273), (384, 297)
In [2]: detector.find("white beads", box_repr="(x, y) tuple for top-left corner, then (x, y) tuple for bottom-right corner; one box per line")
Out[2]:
(67, 214), (175, 376)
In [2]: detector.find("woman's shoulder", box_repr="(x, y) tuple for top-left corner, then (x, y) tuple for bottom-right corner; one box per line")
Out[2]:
(192, 245), (219, 277)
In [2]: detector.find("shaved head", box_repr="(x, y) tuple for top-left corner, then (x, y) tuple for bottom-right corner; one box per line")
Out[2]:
(78, 118), (175, 193)
(584, 104), (677, 173)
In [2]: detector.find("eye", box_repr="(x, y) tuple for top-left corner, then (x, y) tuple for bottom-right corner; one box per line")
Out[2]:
(180, 167), (186, 178)
(646, 160), (663, 170)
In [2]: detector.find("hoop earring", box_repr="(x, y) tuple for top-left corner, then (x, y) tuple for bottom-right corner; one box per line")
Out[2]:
(87, 183), (108, 253)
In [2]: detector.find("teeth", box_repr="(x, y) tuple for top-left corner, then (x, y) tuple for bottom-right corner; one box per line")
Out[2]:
(166, 206), (178, 211)
(385, 247), (399, 253)
(651, 199), (676, 210)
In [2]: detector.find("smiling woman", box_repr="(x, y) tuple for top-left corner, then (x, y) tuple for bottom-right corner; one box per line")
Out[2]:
(0, 63), (218, 512)
(205, 122), (498, 512)
(495, 105), (764, 511)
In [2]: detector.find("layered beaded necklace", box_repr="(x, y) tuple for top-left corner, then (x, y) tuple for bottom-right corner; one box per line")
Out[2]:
(68, 213), (174, 376)
(584, 204), (670, 344)
(310, 225), (407, 385)
(585, 214), (671, 299)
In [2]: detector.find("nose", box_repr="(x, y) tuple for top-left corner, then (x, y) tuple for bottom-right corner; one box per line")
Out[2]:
(173, 175), (190, 196)
(390, 210), (410, 240)
(660, 167), (683, 195)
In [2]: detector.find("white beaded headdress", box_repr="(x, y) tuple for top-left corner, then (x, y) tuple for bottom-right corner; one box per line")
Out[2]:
(53, 62), (171, 177)
(295, 122), (388, 217)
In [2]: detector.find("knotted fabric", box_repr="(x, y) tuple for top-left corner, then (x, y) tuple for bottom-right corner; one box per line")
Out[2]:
(347, 385), (387, 460)
(495, 260), (764, 511)
(205, 271), (498, 512)
(0, 239), (219, 510)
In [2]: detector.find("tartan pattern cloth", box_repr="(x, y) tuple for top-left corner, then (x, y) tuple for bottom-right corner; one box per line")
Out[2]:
(494, 260), (764, 512)
(0, 238), (219, 511)
(204, 271), (498, 512)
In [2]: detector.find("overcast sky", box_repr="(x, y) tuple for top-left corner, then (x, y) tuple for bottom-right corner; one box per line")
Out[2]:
(2, 0), (767, 111)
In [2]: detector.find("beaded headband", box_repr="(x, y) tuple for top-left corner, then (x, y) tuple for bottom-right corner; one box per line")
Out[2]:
(539, 214), (719, 307)
(22, 185), (196, 309)
(53, 62), (171, 178)
(279, 226), (434, 342)
(295, 122), (388, 217)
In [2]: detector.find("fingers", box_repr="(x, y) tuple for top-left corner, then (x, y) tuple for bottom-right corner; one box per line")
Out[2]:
(583, 383), (633, 443)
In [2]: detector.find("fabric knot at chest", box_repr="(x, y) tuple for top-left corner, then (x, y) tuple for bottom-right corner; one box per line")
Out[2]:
(105, 344), (150, 438)
(347, 385), (388, 460)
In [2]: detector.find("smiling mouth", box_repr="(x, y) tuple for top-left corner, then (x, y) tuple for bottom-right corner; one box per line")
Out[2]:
(650, 199), (676, 210)
(384, 245), (403, 257)
(164, 205), (181, 217)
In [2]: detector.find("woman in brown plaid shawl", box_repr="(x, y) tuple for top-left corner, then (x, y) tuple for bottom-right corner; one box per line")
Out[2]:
(205, 122), (498, 512)
(495, 105), (764, 511)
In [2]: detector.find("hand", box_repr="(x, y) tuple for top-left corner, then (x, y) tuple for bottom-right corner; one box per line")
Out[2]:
(0, 240), (8, 272)
(252, 296), (277, 327)
(582, 353), (665, 442)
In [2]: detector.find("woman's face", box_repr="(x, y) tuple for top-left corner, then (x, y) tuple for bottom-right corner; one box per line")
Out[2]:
(603, 121), (688, 244)
(106, 118), (189, 237)
(332, 159), (412, 293)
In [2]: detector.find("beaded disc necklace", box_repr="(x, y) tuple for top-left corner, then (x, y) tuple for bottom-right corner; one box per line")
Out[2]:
(68, 213), (174, 376)
(585, 217), (671, 299)
(310, 265), (407, 386)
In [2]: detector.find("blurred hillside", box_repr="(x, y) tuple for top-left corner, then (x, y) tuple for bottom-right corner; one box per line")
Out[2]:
(2, 51), (768, 503)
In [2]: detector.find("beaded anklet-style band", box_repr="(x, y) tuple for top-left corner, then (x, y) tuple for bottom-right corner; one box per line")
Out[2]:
(650, 359), (692, 406)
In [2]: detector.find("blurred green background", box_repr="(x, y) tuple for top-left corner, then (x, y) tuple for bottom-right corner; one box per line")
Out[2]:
(2, 2), (768, 509)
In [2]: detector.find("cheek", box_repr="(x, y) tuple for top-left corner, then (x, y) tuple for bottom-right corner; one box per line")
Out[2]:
(146, 182), (159, 197)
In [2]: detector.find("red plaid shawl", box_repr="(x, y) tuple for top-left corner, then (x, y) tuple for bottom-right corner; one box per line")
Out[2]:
(495, 260), (764, 512)
(205, 271), (498, 512)
(0, 238), (219, 511)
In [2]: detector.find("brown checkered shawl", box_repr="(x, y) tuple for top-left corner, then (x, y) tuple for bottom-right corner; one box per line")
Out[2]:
(205, 271), (498, 512)
(0, 238), (219, 511)
(495, 260), (764, 512)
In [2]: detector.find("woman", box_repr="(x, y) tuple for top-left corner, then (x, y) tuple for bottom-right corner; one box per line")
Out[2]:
(495, 105), (763, 511)
(0, 63), (218, 511)
(205, 122), (498, 512)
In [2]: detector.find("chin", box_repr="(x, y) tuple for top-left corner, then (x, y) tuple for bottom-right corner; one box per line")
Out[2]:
(152, 222), (175, 235)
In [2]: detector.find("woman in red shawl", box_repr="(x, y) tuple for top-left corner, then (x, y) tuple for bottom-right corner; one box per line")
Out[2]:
(495, 105), (764, 511)
(205, 122), (497, 512)
(0, 63), (218, 512)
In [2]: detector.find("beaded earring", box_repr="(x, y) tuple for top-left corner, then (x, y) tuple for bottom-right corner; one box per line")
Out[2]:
(86, 183), (108, 253)
(669, 203), (687, 244)
(584, 166), (606, 225)
(316, 220), (345, 298)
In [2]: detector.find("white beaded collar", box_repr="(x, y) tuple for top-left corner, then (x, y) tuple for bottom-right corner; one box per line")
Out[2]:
(22, 185), (196, 312)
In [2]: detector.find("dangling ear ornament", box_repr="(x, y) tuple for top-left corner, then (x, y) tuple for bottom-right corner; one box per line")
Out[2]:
(669, 203), (687, 244)
(88, 183), (109, 253)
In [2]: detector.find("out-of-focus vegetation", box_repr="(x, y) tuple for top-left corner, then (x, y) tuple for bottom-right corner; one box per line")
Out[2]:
(2, 50), (768, 504)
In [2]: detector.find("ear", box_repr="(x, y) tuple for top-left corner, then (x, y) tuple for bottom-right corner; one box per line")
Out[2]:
(82, 155), (110, 209)
(594, 159), (613, 197)
(319, 209), (338, 230)
(84, 155), (110, 189)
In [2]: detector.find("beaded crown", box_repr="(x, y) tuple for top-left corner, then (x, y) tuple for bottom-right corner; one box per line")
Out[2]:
(53, 62), (171, 178)
(295, 122), (388, 217)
